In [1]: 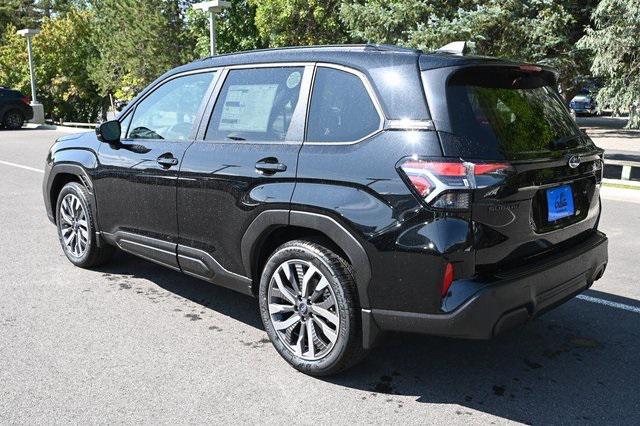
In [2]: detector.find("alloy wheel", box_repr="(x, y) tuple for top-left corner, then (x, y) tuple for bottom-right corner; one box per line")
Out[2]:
(59, 194), (89, 258)
(267, 259), (340, 361)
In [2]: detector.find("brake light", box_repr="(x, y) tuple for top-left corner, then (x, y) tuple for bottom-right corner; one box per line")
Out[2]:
(20, 96), (31, 106)
(519, 65), (542, 72)
(399, 158), (513, 210)
(441, 263), (454, 296)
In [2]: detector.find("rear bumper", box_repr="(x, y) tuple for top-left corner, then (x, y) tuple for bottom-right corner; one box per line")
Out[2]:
(368, 231), (608, 341)
(570, 108), (594, 114)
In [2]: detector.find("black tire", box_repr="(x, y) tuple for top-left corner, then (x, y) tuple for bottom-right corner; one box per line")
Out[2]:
(55, 182), (114, 268)
(258, 239), (367, 376)
(3, 109), (24, 130)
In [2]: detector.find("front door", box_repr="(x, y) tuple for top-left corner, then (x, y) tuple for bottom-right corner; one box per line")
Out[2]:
(95, 71), (217, 268)
(177, 65), (312, 291)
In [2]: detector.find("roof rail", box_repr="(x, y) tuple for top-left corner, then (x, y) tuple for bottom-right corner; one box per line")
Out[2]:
(199, 43), (422, 62)
(364, 44), (423, 54)
(199, 44), (371, 61)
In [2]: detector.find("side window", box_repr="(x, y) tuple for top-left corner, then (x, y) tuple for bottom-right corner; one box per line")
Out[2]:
(127, 72), (215, 141)
(307, 67), (380, 143)
(205, 67), (304, 142)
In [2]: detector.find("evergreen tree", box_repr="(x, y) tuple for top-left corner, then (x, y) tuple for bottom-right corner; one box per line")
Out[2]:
(340, 0), (598, 98)
(249, 0), (347, 47)
(89, 0), (189, 101)
(185, 0), (264, 58)
(578, 0), (640, 128)
(0, 0), (40, 40)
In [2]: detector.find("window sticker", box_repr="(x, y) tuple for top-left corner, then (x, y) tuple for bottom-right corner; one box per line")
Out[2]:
(286, 71), (301, 89)
(219, 84), (279, 132)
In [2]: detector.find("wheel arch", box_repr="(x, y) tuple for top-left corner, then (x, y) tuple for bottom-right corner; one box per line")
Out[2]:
(47, 163), (96, 226)
(242, 210), (373, 308)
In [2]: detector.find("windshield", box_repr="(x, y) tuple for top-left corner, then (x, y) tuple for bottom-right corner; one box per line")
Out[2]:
(444, 67), (592, 160)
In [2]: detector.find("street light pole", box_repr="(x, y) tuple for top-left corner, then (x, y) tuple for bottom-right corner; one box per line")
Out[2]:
(209, 9), (216, 56)
(17, 28), (44, 124)
(192, 1), (230, 56)
(25, 35), (37, 103)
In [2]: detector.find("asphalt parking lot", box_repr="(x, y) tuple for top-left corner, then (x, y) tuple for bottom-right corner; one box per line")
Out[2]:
(1, 128), (639, 424)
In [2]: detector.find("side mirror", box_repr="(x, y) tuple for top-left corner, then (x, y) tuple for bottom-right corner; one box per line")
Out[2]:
(96, 120), (121, 143)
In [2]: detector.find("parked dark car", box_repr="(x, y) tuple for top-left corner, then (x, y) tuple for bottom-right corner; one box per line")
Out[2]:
(0, 87), (33, 129)
(43, 45), (608, 376)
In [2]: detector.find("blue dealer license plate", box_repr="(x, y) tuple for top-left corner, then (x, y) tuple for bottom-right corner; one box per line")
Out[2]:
(547, 184), (575, 222)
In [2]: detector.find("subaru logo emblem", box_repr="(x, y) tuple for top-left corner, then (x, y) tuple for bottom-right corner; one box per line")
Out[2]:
(568, 155), (581, 169)
(298, 303), (308, 315)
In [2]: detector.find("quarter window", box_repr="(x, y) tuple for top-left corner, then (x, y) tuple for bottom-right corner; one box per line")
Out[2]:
(127, 72), (215, 141)
(306, 67), (380, 143)
(119, 112), (132, 140)
(206, 67), (305, 142)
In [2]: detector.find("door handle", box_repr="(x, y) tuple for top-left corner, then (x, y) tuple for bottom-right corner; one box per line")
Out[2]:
(255, 158), (287, 174)
(157, 154), (178, 168)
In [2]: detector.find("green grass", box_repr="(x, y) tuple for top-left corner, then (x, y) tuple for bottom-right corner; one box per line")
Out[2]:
(602, 181), (640, 191)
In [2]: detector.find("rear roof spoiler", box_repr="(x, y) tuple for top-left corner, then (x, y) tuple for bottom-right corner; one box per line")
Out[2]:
(436, 41), (476, 55)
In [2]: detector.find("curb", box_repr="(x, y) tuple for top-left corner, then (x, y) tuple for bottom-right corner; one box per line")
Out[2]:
(25, 123), (91, 133)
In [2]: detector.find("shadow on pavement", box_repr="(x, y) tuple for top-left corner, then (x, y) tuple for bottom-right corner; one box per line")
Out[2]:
(604, 151), (640, 163)
(577, 116), (629, 129)
(98, 251), (639, 424)
(330, 288), (639, 423)
(591, 129), (640, 139)
(96, 251), (264, 330)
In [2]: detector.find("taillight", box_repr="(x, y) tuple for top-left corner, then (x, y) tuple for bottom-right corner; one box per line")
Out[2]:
(519, 65), (542, 72)
(21, 96), (31, 106)
(398, 157), (513, 210)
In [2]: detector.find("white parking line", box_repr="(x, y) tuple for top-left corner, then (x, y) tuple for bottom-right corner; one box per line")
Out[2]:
(577, 294), (640, 314)
(0, 159), (44, 174)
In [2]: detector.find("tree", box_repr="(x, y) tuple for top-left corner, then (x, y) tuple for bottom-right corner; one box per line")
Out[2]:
(340, 0), (446, 45)
(89, 0), (191, 101)
(185, 0), (264, 58)
(249, 0), (347, 47)
(578, 0), (640, 128)
(0, 0), (84, 42)
(0, 0), (40, 42)
(0, 25), (29, 90)
(0, 11), (102, 121)
(0, 10), (103, 122)
(341, 0), (597, 99)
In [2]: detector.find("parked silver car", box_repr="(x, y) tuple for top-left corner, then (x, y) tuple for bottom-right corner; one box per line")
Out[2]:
(570, 90), (598, 115)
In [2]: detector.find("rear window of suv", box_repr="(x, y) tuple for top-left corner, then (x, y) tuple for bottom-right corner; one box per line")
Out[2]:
(444, 67), (590, 160)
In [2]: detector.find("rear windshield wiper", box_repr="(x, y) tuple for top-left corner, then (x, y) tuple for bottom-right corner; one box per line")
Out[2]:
(550, 134), (582, 150)
(226, 135), (246, 141)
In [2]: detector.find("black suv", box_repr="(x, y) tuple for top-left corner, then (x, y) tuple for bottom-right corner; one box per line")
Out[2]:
(43, 45), (608, 375)
(0, 87), (33, 129)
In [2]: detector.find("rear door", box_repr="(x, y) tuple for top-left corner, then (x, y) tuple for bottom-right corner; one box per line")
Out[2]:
(422, 64), (604, 272)
(176, 64), (313, 289)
